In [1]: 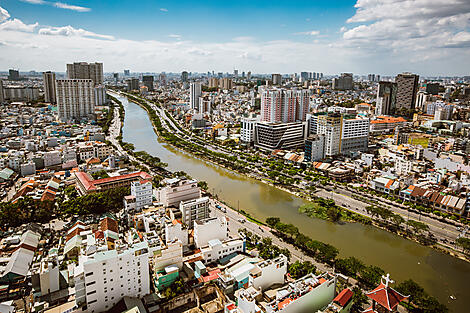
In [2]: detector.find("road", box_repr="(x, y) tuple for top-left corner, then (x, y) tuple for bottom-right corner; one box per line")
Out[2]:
(208, 198), (332, 273)
(315, 188), (463, 247)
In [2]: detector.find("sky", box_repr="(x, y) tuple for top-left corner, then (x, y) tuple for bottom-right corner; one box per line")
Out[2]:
(0, 0), (469, 75)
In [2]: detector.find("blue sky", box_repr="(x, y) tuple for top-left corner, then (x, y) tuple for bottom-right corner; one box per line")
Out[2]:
(1, 0), (470, 75)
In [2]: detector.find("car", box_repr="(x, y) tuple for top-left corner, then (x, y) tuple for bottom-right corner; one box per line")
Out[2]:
(238, 218), (245, 223)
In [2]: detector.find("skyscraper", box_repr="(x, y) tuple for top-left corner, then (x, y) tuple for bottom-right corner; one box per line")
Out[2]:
(142, 75), (154, 91)
(8, 69), (20, 81)
(181, 71), (189, 82)
(261, 88), (310, 123)
(66, 62), (103, 85)
(190, 82), (202, 110)
(56, 79), (95, 121)
(272, 74), (282, 85)
(43, 71), (56, 104)
(0, 80), (4, 103)
(126, 78), (139, 91)
(375, 81), (397, 115)
(395, 72), (419, 113)
(124, 69), (130, 76)
(332, 73), (353, 90)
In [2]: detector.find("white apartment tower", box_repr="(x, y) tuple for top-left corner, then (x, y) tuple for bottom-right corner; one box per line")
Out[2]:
(261, 88), (309, 123)
(131, 180), (153, 210)
(43, 71), (56, 104)
(56, 79), (95, 121)
(74, 243), (150, 313)
(190, 82), (202, 110)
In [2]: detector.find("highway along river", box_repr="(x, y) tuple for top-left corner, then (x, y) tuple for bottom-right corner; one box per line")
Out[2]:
(118, 94), (469, 312)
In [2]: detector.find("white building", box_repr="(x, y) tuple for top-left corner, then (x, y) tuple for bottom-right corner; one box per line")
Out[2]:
(165, 220), (188, 247)
(249, 254), (287, 291)
(74, 242), (150, 313)
(193, 217), (228, 248)
(154, 239), (183, 271)
(56, 79), (95, 121)
(240, 117), (258, 144)
(199, 97), (211, 114)
(130, 180), (153, 211)
(395, 158), (413, 175)
(44, 151), (61, 168)
(190, 82), (202, 110)
(179, 196), (210, 226)
(200, 238), (245, 264)
(94, 85), (107, 106)
(340, 116), (370, 154)
(157, 178), (201, 207)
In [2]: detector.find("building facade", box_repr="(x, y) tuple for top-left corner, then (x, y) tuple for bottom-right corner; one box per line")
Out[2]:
(395, 72), (419, 112)
(179, 196), (210, 227)
(66, 62), (103, 86)
(190, 82), (202, 110)
(56, 79), (95, 121)
(43, 71), (56, 104)
(255, 122), (307, 151)
(375, 81), (397, 115)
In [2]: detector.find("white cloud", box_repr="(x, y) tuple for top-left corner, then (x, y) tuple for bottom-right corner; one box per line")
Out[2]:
(0, 18), (38, 32)
(54, 2), (91, 12)
(168, 34), (181, 39)
(0, 7), (10, 22)
(295, 30), (320, 36)
(160, 8), (168, 12)
(38, 25), (114, 40)
(20, 0), (91, 12)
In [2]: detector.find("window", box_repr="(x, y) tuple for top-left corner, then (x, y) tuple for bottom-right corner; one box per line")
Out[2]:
(88, 300), (97, 305)
(86, 281), (96, 286)
(85, 272), (94, 277)
(87, 290), (96, 296)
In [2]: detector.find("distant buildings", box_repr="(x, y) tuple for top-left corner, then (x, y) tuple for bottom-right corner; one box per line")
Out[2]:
(66, 62), (103, 85)
(375, 81), (397, 115)
(181, 71), (189, 82)
(395, 72), (419, 112)
(332, 73), (353, 90)
(56, 79), (95, 121)
(2, 86), (39, 102)
(42, 71), (56, 104)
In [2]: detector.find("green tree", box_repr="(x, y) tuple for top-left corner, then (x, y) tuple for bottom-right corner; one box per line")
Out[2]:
(288, 261), (316, 280)
(359, 265), (385, 289)
(335, 257), (365, 277)
(456, 237), (470, 254)
(266, 217), (281, 227)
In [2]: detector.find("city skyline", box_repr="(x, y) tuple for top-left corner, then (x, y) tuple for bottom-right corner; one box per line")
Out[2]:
(1, 0), (470, 75)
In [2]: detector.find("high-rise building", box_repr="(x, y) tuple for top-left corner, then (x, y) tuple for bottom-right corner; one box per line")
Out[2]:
(272, 74), (282, 85)
(124, 69), (130, 76)
(181, 71), (189, 82)
(247, 71), (252, 80)
(94, 85), (107, 106)
(142, 75), (154, 91)
(260, 88), (310, 123)
(199, 97), (211, 114)
(234, 69), (238, 78)
(300, 72), (309, 81)
(220, 78), (232, 90)
(159, 73), (166, 86)
(313, 112), (369, 156)
(190, 82), (202, 110)
(425, 82), (440, 95)
(74, 242), (150, 313)
(395, 72), (419, 112)
(375, 81), (397, 115)
(208, 78), (219, 88)
(0, 80), (4, 103)
(113, 73), (119, 83)
(126, 78), (139, 91)
(66, 62), (103, 85)
(304, 135), (325, 162)
(8, 69), (20, 81)
(332, 73), (353, 90)
(56, 79), (95, 121)
(241, 117), (259, 144)
(42, 71), (56, 104)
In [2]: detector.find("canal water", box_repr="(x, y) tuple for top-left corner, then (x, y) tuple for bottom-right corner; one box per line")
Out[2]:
(118, 94), (469, 312)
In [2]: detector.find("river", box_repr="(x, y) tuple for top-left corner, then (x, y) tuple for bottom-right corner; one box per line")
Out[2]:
(118, 94), (469, 312)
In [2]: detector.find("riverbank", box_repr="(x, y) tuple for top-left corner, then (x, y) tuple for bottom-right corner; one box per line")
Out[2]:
(120, 91), (469, 263)
(117, 92), (470, 312)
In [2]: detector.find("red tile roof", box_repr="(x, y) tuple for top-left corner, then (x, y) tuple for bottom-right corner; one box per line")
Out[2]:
(100, 217), (118, 233)
(334, 288), (354, 307)
(75, 171), (152, 192)
(366, 282), (408, 311)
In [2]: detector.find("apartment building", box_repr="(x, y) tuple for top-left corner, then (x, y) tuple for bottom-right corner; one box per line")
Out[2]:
(66, 62), (103, 85)
(56, 79), (95, 121)
(340, 115), (370, 155)
(193, 217), (228, 248)
(375, 81), (397, 115)
(190, 82), (202, 110)
(179, 196), (210, 226)
(395, 72), (419, 112)
(332, 73), (353, 90)
(157, 178), (201, 207)
(304, 135), (325, 162)
(130, 180), (153, 211)
(43, 71), (56, 104)
(74, 242), (150, 313)
(240, 117), (258, 144)
(261, 88), (310, 123)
